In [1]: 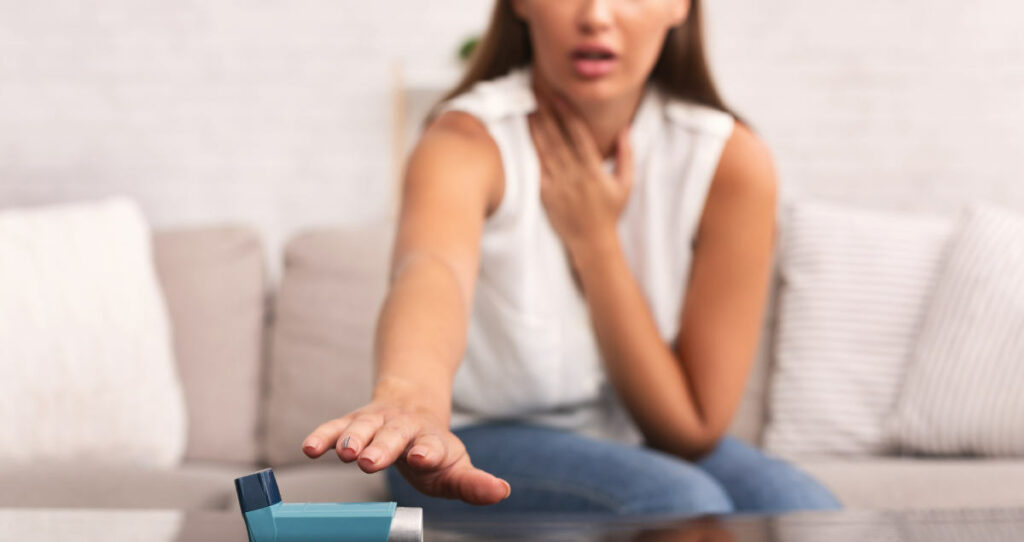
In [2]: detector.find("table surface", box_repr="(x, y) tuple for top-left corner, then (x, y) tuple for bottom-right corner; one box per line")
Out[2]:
(2, 507), (1023, 541)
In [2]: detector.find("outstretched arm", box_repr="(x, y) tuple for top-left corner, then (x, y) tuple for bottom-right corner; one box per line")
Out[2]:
(302, 110), (512, 504)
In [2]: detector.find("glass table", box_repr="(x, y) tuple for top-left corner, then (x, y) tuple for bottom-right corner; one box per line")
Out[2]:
(1, 507), (1022, 541)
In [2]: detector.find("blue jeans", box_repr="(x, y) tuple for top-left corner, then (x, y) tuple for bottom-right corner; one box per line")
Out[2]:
(386, 422), (841, 516)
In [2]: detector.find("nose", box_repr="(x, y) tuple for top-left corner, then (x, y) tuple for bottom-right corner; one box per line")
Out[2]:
(577, 0), (613, 34)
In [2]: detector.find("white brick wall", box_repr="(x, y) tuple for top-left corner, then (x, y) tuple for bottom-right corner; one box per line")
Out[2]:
(706, 0), (1024, 213)
(0, 1), (490, 274)
(2, 1), (1023, 274)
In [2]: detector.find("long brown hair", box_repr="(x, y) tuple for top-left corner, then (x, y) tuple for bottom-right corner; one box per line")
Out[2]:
(436, 0), (744, 126)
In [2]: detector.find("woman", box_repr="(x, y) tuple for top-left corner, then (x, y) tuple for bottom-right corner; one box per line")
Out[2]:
(302, 0), (841, 515)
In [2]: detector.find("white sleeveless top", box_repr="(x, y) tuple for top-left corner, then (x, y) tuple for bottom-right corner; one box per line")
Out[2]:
(440, 67), (735, 446)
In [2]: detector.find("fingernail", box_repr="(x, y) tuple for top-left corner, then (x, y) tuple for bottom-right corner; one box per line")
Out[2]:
(408, 446), (428, 460)
(304, 438), (319, 450)
(501, 481), (512, 499)
(360, 449), (381, 466)
(342, 435), (352, 451)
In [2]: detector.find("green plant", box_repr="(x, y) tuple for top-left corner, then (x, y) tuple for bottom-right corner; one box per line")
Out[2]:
(458, 35), (480, 62)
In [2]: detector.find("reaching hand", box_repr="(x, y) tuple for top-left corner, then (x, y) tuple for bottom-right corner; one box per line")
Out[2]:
(301, 399), (511, 505)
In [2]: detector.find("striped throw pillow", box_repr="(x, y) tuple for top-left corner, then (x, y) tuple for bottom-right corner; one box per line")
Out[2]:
(888, 203), (1024, 456)
(765, 201), (953, 457)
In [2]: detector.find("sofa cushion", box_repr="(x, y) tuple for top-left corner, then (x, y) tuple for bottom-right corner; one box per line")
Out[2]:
(273, 463), (389, 503)
(153, 226), (267, 464)
(0, 198), (187, 468)
(0, 509), (187, 541)
(0, 462), (251, 510)
(765, 201), (952, 458)
(889, 203), (1024, 457)
(798, 459), (1024, 510)
(264, 224), (394, 465)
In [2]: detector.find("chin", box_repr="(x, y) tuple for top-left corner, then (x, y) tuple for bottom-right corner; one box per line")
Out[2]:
(560, 73), (638, 104)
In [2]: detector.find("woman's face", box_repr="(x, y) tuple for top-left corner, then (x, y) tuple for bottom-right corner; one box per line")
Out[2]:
(512, 0), (689, 105)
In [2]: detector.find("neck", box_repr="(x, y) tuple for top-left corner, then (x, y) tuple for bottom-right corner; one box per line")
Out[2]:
(530, 67), (645, 160)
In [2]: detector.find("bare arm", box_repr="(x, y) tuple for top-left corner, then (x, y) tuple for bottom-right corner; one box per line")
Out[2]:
(371, 111), (504, 422)
(526, 89), (776, 459)
(570, 123), (778, 459)
(302, 110), (512, 504)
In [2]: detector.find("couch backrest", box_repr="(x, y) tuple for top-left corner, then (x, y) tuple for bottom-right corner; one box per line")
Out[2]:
(153, 226), (267, 464)
(262, 224), (394, 466)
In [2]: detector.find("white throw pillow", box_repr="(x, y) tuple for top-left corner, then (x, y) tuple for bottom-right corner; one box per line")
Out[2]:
(888, 203), (1024, 456)
(0, 197), (187, 467)
(765, 200), (953, 457)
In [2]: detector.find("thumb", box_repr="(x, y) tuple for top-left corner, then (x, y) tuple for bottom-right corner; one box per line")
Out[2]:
(447, 464), (511, 505)
(614, 127), (634, 192)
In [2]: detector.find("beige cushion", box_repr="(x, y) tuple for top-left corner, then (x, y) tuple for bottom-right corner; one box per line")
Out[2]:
(0, 509), (188, 541)
(274, 463), (389, 503)
(0, 462), (252, 510)
(264, 224), (394, 466)
(153, 226), (267, 464)
(798, 459), (1024, 509)
(0, 462), (386, 511)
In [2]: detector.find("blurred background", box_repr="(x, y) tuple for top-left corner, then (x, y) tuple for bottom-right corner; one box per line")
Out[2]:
(3, 0), (1023, 275)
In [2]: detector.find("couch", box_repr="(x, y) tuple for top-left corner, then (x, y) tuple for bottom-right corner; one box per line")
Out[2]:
(2, 220), (1022, 512)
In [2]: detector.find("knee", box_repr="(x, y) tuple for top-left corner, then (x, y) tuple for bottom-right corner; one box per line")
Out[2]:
(749, 463), (842, 512)
(701, 438), (842, 513)
(617, 462), (734, 517)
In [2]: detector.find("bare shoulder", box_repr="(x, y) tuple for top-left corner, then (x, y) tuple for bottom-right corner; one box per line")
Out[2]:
(424, 109), (492, 142)
(412, 110), (501, 175)
(405, 110), (504, 216)
(709, 121), (778, 201)
(694, 121), (778, 247)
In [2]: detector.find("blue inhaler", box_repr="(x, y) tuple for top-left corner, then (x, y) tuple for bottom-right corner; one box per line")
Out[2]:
(235, 469), (423, 542)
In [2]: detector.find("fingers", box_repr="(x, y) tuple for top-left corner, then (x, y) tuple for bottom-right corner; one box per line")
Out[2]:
(304, 408), (454, 477)
(404, 432), (447, 471)
(448, 464), (512, 505)
(534, 106), (575, 170)
(615, 127), (634, 191)
(419, 433), (511, 505)
(360, 422), (462, 474)
(304, 409), (515, 507)
(334, 413), (386, 463)
(538, 100), (581, 171)
(546, 92), (602, 165)
(386, 430), (512, 505)
(533, 82), (577, 148)
(528, 112), (569, 176)
(354, 417), (421, 473)
(302, 416), (352, 458)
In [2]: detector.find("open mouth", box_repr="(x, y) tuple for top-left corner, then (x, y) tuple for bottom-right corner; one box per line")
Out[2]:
(572, 50), (616, 61)
(570, 46), (618, 78)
